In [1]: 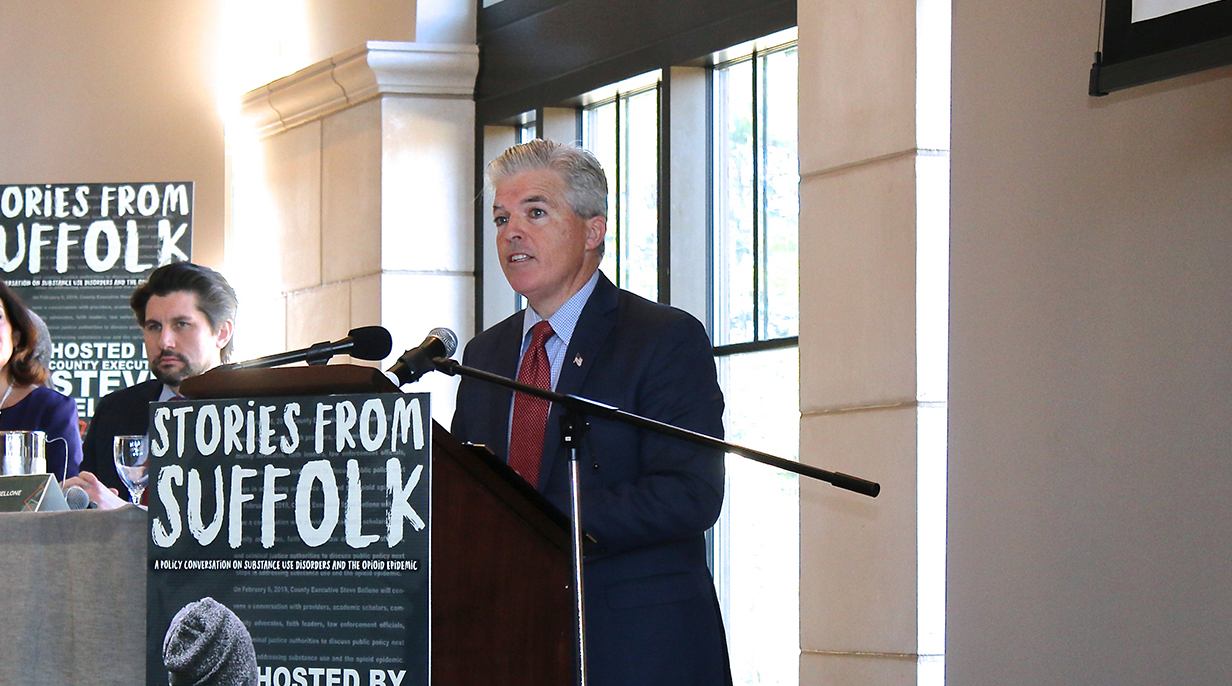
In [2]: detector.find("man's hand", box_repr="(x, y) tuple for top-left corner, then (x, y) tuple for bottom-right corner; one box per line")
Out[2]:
(62, 471), (129, 510)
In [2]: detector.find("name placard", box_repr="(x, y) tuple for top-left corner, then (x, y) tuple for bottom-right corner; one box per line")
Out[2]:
(145, 392), (430, 686)
(0, 473), (68, 512)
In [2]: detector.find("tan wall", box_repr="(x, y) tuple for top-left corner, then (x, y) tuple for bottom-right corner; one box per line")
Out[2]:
(0, 0), (420, 270)
(0, 1), (470, 378)
(299, 1), (416, 60)
(0, 1), (226, 266)
(948, 1), (1232, 684)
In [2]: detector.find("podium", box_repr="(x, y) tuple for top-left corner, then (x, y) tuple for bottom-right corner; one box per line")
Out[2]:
(428, 422), (574, 684)
(169, 365), (576, 685)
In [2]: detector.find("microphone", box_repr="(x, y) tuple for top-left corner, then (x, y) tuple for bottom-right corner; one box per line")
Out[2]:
(230, 326), (393, 370)
(64, 485), (97, 510)
(386, 328), (458, 386)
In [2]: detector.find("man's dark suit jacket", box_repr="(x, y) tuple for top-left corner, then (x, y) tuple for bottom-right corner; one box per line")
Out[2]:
(452, 273), (733, 686)
(80, 378), (162, 502)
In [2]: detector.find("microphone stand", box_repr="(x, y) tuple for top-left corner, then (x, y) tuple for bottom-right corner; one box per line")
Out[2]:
(558, 407), (590, 686)
(229, 340), (348, 370)
(430, 356), (881, 686)
(431, 357), (882, 496)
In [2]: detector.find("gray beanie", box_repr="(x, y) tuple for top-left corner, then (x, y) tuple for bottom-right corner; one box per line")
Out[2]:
(163, 597), (258, 686)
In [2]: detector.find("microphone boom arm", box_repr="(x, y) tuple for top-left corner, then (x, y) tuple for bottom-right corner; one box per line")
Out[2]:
(432, 345), (879, 686)
(431, 357), (880, 498)
(230, 326), (393, 371)
(230, 341), (336, 370)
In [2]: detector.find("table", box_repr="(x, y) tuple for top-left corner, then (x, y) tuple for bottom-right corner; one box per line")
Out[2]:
(0, 506), (145, 686)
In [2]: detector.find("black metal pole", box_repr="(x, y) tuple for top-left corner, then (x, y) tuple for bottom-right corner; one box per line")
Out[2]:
(432, 357), (880, 498)
(560, 408), (590, 686)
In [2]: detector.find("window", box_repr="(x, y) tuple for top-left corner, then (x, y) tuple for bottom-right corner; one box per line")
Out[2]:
(477, 26), (802, 686)
(514, 111), (538, 312)
(715, 345), (799, 686)
(713, 39), (800, 347)
(711, 29), (800, 686)
(517, 112), (536, 144)
(583, 72), (661, 303)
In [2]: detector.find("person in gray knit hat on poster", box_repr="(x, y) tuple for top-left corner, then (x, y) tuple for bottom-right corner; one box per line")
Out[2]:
(162, 597), (258, 686)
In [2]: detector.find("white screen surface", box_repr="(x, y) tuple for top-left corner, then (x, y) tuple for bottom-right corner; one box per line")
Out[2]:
(1133, 0), (1219, 21)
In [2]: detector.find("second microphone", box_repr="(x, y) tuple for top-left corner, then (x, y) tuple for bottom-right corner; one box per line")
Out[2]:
(387, 328), (458, 386)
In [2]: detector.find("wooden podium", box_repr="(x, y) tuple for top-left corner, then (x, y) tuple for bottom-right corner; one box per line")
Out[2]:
(429, 422), (575, 684)
(181, 365), (576, 685)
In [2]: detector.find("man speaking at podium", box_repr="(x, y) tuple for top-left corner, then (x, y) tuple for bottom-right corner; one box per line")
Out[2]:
(452, 140), (732, 686)
(71, 261), (237, 506)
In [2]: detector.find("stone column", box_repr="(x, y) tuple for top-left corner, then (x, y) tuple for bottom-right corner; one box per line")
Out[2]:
(797, 0), (950, 683)
(231, 41), (479, 422)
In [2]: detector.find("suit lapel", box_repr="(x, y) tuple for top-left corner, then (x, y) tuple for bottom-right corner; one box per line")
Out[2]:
(137, 379), (164, 430)
(486, 312), (525, 462)
(540, 274), (620, 489)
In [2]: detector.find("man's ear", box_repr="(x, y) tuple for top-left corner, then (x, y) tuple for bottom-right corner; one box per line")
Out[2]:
(585, 215), (607, 252)
(215, 320), (235, 350)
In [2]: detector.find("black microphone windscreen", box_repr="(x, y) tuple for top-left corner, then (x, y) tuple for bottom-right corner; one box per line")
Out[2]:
(348, 326), (393, 361)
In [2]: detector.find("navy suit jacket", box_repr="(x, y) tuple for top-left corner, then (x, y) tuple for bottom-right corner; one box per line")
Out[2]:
(452, 274), (732, 686)
(80, 378), (162, 501)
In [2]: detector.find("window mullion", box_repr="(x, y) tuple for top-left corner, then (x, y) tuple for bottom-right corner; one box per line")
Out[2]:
(751, 48), (761, 343)
(614, 92), (623, 288)
(657, 79), (671, 305)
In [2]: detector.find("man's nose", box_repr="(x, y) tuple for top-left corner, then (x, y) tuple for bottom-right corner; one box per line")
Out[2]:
(501, 216), (527, 240)
(159, 328), (176, 349)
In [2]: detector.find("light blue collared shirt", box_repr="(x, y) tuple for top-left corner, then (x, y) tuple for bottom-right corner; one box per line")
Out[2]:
(507, 270), (602, 445)
(518, 269), (602, 391)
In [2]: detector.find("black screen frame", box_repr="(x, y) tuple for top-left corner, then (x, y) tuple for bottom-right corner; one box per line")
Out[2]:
(1090, 0), (1232, 95)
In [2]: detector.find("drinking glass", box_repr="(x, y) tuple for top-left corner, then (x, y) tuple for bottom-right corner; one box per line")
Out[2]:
(113, 435), (149, 506)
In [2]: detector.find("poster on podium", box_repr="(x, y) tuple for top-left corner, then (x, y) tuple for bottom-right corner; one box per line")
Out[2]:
(145, 392), (431, 686)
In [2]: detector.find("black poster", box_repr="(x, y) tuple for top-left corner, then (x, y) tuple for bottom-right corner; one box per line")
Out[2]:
(145, 393), (431, 686)
(0, 182), (193, 421)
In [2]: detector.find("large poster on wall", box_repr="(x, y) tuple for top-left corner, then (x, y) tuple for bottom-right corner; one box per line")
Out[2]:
(0, 182), (192, 423)
(145, 392), (432, 686)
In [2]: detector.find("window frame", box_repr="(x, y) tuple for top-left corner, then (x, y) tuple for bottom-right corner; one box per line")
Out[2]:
(582, 79), (663, 302)
(473, 23), (804, 686)
(711, 37), (800, 354)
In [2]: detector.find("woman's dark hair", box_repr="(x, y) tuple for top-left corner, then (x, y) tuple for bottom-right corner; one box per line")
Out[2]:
(130, 261), (239, 363)
(0, 281), (49, 386)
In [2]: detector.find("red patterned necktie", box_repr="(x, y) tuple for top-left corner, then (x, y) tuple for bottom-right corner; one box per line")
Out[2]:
(508, 320), (554, 487)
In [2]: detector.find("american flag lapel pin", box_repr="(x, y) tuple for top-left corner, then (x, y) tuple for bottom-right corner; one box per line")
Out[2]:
(573, 353), (583, 367)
